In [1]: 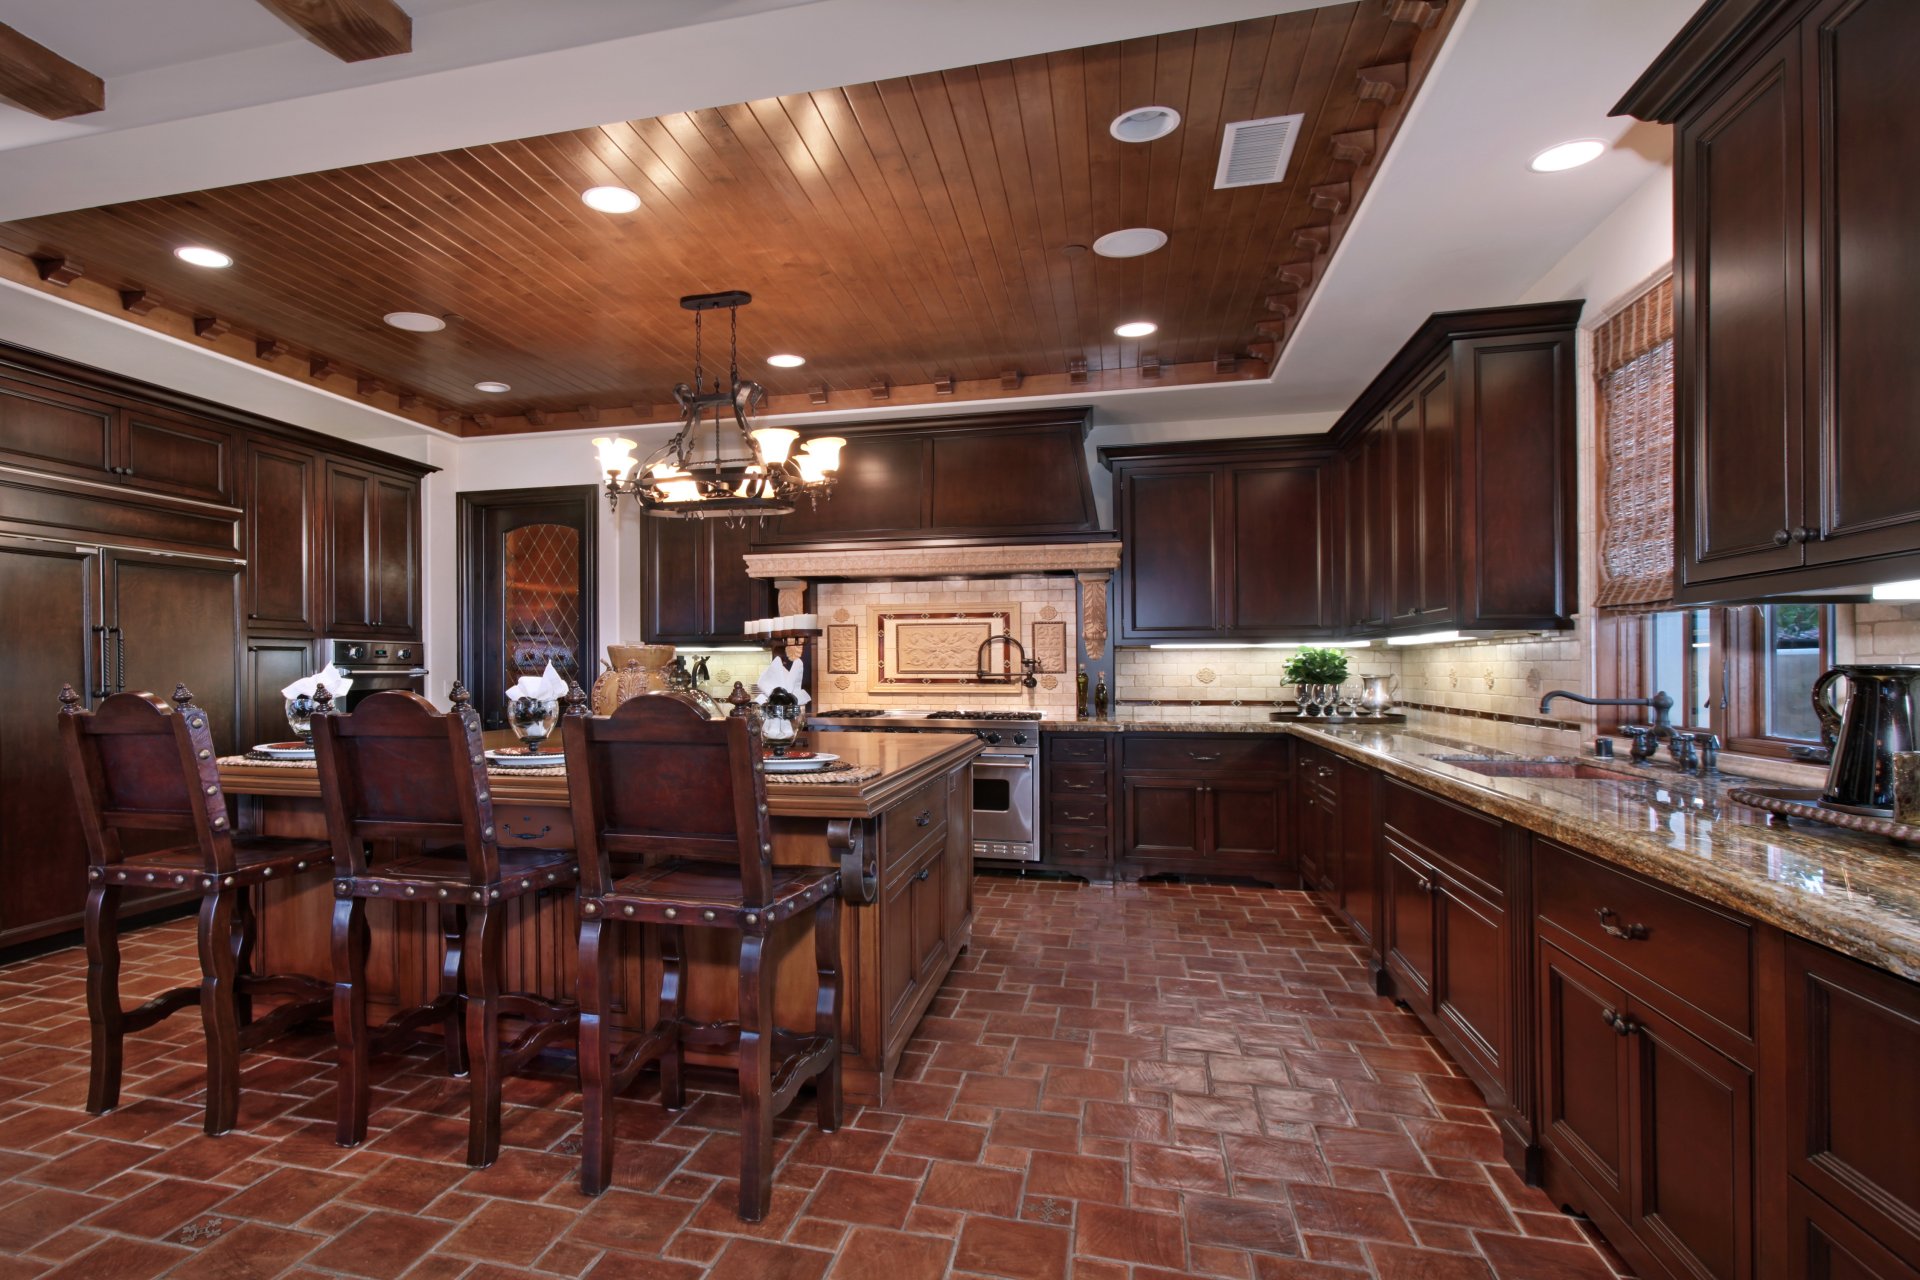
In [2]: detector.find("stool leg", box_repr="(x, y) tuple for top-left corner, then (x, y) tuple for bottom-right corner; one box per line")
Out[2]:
(736, 931), (774, 1222)
(658, 924), (686, 1111)
(813, 894), (842, 1134)
(332, 894), (370, 1147)
(84, 882), (126, 1116)
(438, 903), (468, 1078)
(197, 891), (242, 1136)
(464, 901), (504, 1168)
(231, 889), (257, 1028)
(578, 914), (613, 1196)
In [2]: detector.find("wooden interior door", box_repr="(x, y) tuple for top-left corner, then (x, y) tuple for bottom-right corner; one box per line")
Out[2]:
(105, 552), (242, 756)
(0, 539), (100, 947)
(459, 487), (598, 731)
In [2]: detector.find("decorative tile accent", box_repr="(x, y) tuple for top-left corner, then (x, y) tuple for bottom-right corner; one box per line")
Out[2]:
(867, 606), (1017, 694)
(1526, 666), (1543, 693)
(1040, 674), (1059, 690)
(1195, 668), (1217, 685)
(833, 607), (852, 623)
(1039, 604), (1060, 621)
(1482, 668), (1496, 692)
(1031, 621), (1067, 673)
(834, 675), (851, 691)
(827, 625), (859, 674)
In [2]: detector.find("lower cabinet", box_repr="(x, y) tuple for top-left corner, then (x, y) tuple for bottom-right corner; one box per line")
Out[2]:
(1040, 731), (1114, 875)
(1116, 734), (1290, 883)
(877, 773), (961, 1067)
(243, 636), (313, 748)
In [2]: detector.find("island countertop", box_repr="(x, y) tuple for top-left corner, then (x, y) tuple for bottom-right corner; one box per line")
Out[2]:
(218, 728), (983, 820)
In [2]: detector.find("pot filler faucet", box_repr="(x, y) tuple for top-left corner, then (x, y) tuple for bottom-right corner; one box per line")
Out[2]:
(1538, 689), (1720, 775)
(976, 634), (1040, 689)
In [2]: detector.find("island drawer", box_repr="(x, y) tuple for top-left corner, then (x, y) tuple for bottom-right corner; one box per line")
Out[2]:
(1534, 838), (1753, 1043)
(882, 776), (949, 863)
(1047, 734), (1109, 762)
(1122, 735), (1288, 775)
(1047, 796), (1107, 829)
(1048, 764), (1109, 797)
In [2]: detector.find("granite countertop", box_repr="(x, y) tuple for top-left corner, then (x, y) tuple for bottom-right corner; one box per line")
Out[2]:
(1046, 709), (1920, 981)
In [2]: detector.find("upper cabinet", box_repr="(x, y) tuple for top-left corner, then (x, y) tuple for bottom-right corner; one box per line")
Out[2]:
(0, 369), (235, 507)
(1107, 446), (1338, 645)
(643, 516), (768, 646)
(1619, 0), (1920, 597)
(751, 409), (1101, 549)
(1108, 303), (1579, 645)
(322, 459), (420, 639)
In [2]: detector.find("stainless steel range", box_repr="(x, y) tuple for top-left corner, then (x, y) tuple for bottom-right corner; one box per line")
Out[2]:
(807, 709), (1042, 862)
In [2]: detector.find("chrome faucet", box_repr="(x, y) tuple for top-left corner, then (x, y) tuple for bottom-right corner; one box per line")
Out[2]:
(976, 634), (1040, 689)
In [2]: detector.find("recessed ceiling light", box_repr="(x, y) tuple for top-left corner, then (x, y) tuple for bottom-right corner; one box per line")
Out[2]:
(474, 380), (511, 393)
(1091, 228), (1168, 258)
(766, 353), (806, 368)
(383, 311), (446, 332)
(1114, 320), (1158, 339)
(581, 185), (642, 213)
(175, 246), (232, 269)
(1110, 106), (1181, 144)
(1529, 139), (1606, 173)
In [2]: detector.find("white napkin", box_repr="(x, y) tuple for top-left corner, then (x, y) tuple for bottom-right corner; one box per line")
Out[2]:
(506, 661), (568, 702)
(754, 656), (810, 708)
(282, 663), (354, 700)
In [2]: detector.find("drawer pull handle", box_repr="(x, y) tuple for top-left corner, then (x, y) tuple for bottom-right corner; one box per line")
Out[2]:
(914, 867), (931, 882)
(915, 810), (932, 828)
(1601, 1008), (1638, 1036)
(1064, 780), (1094, 790)
(1595, 908), (1648, 941)
(1188, 753), (1221, 763)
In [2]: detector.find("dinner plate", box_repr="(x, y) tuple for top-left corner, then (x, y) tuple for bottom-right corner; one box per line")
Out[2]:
(762, 752), (840, 773)
(252, 741), (314, 760)
(484, 748), (562, 768)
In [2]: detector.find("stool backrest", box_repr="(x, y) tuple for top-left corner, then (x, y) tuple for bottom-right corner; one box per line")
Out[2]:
(57, 684), (237, 873)
(310, 686), (500, 883)
(562, 692), (775, 904)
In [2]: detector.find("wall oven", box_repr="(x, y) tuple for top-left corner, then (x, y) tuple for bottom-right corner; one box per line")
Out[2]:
(324, 639), (428, 711)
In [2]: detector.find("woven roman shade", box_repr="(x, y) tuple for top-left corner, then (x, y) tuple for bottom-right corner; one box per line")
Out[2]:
(1593, 275), (1676, 610)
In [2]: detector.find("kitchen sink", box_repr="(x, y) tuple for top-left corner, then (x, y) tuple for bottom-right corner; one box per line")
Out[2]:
(1431, 755), (1647, 783)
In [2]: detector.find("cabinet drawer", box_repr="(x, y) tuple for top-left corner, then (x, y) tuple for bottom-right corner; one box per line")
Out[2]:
(1123, 735), (1288, 775)
(1048, 796), (1107, 829)
(1382, 778), (1505, 897)
(1047, 734), (1109, 763)
(1046, 830), (1110, 862)
(1534, 839), (1753, 1042)
(883, 777), (949, 864)
(1047, 764), (1109, 797)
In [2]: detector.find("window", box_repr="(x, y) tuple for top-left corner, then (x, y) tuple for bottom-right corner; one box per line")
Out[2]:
(1626, 604), (1834, 755)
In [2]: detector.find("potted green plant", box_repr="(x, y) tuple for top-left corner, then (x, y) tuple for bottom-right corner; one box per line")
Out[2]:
(1284, 646), (1350, 716)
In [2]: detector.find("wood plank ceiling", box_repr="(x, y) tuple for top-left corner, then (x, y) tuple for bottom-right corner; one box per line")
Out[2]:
(0, 0), (1456, 436)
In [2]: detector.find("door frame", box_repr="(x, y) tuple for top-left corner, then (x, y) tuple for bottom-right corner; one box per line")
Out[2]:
(455, 485), (600, 725)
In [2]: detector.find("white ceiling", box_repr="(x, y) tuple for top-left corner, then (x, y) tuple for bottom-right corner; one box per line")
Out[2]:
(0, 0), (1697, 445)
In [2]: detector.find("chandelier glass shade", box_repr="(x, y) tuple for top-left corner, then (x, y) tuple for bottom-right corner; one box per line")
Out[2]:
(592, 291), (841, 520)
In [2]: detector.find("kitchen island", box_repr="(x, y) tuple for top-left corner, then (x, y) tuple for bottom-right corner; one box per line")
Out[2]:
(218, 729), (979, 1106)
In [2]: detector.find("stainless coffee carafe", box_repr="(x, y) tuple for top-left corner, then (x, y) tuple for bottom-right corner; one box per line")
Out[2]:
(1811, 664), (1920, 816)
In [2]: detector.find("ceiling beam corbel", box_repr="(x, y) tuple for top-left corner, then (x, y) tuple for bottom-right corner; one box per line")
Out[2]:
(253, 0), (412, 63)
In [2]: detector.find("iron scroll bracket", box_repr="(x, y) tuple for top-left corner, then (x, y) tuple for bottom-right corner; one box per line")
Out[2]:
(827, 819), (878, 905)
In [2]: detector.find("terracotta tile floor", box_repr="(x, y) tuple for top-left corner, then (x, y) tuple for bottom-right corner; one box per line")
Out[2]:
(0, 878), (1631, 1279)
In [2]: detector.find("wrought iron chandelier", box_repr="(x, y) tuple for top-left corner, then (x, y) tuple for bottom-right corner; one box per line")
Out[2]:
(592, 290), (843, 520)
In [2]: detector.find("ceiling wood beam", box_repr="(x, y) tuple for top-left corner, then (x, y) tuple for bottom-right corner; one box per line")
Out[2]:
(0, 22), (104, 119)
(253, 0), (412, 63)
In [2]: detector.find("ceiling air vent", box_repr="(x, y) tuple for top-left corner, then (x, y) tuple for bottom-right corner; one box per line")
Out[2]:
(1214, 113), (1305, 189)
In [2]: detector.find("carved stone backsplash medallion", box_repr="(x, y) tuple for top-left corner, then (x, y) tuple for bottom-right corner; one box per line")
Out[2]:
(867, 606), (1017, 694)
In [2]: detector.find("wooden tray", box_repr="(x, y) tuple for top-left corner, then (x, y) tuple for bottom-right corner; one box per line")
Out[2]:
(1271, 711), (1407, 724)
(1728, 786), (1920, 847)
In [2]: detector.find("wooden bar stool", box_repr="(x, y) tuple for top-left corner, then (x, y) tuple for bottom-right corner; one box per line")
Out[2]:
(311, 684), (579, 1168)
(562, 692), (843, 1221)
(57, 683), (333, 1136)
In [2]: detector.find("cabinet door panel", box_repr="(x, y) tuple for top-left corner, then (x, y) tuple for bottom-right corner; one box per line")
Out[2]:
(644, 517), (705, 643)
(120, 412), (233, 505)
(1415, 363), (1455, 622)
(1336, 759), (1377, 948)
(910, 849), (947, 986)
(1630, 998), (1753, 1280)
(1389, 392), (1424, 625)
(1806, 0), (1920, 564)
(1383, 838), (1437, 1010)
(244, 638), (312, 747)
(1538, 936), (1632, 1215)
(706, 518), (765, 640)
(372, 477), (417, 633)
(1121, 469), (1223, 638)
(1434, 871), (1506, 1090)
(1208, 781), (1281, 863)
(1298, 788), (1327, 891)
(1679, 30), (1806, 582)
(1230, 463), (1333, 635)
(107, 554), (241, 756)
(0, 376), (114, 480)
(1122, 780), (1204, 862)
(245, 442), (316, 632)
(0, 542), (98, 945)
(757, 435), (925, 545)
(325, 463), (372, 632)
(1788, 1181), (1920, 1280)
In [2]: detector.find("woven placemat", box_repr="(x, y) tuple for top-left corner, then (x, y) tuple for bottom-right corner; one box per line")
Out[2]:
(220, 754), (879, 785)
(765, 761), (881, 785)
(220, 754), (568, 777)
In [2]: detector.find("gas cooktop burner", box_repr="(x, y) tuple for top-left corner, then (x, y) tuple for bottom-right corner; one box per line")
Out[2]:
(824, 708), (889, 717)
(924, 710), (1044, 720)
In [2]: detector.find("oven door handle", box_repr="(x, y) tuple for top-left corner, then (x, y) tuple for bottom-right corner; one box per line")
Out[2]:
(334, 667), (429, 677)
(975, 754), (1032, 767)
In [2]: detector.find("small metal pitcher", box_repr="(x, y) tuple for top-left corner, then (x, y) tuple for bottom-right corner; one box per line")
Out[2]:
(1811, 664), (1920, 816)
(1357, 674), (1397, 715)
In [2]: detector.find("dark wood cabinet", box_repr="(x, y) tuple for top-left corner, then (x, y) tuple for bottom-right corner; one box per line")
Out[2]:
(1622, 0), (1920, 597)
(323, 459), (419, 638)
(1040, 731), (1114, 875)
(1333, 755), (1379, 955)
(0, 370), (235, 508)
(1344, 417), (1392, 633)
(243, 637), (313, 749)
(1108, 447), (1337, 645)
(1115, 734), (1289, 882)
(244, 440), (318, 632)
(643, 515), (767, 646)
(1388, 361), (1455, 628)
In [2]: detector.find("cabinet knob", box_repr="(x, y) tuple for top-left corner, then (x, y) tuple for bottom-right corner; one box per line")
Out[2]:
(914, 866), (931, 882)
(1792, 525), (1822, 544)
(1595, 907), (1648, 941)
(915, 810), (932, 827)
(1773, 529), (1792, 547)
(1600, 1008), (1638, 1036)
(1413, 872), (1436, 894)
